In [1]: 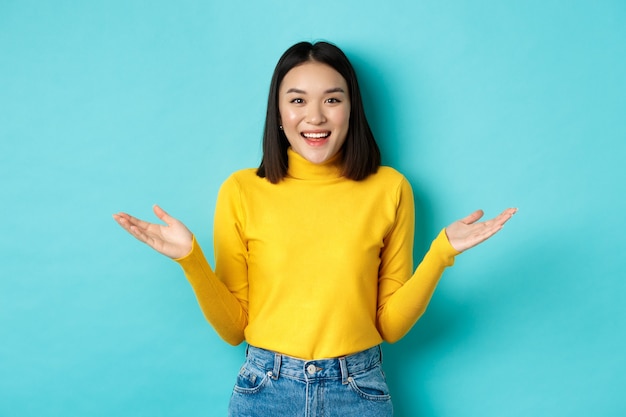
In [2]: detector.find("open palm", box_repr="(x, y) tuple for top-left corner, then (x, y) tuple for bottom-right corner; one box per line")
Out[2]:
(446, 208), (517, 253)
(113, 205), (193, 259)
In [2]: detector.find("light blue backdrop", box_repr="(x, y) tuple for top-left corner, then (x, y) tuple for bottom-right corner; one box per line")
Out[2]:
(1, 1), (624, 416)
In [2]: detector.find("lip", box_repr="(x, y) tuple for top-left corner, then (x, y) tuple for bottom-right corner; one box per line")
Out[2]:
(301, 131), (331, 147)
(301, 130), (331, 138)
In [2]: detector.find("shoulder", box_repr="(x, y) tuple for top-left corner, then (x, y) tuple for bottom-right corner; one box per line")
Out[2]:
(374, 166), (407, 181)
(218, 168), (279, 199)
(226, 168), (263, 182)
(355, 166), (413, 207)
(367, 166), (412, 191)
(220, 168), (275, 188)
(216, 168), (257, 197)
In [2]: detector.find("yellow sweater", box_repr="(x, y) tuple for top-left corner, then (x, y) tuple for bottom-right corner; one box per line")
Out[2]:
(176, 149), (459, 359)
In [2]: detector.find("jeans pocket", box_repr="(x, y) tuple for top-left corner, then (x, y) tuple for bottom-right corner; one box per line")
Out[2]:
(233, 361), (271, 395)
(347, 367), (392, 401)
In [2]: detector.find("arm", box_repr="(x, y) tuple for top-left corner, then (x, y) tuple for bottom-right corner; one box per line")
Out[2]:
(375, 179), (516, 342)
(175, 236), (247, 345)
(113, 201), (248, 345)
(375, 178), (447, 342)
(377, 228), (458, 343)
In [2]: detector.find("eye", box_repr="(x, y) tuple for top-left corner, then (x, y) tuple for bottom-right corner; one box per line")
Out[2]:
(290, 98), (304, 104)
(325, 97), (342, 104)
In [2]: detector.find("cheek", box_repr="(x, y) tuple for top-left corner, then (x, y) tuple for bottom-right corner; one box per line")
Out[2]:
(336, 107), (351, 129)
(279, 107), (300, 127)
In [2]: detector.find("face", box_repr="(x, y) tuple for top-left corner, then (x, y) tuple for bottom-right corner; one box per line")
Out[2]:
(278, 61), (351, 164)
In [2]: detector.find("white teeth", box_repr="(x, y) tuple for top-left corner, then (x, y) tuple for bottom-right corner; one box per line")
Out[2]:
(302, 132), (330, 139)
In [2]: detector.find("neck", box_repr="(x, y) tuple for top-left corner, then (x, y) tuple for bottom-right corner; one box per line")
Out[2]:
(286, 148), (343, 180)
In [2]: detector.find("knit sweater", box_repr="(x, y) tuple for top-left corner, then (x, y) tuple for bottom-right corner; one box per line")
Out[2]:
(176, 148), (459, 359)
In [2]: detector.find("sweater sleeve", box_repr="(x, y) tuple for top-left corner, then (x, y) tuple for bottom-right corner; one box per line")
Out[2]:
(376, 178), (460, 343)
(174, 175), (249, 345)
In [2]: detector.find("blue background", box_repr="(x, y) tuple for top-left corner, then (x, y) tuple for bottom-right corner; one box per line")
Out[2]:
(1, 1), (625, 416)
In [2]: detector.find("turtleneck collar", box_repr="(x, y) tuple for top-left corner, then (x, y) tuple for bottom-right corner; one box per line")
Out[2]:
(286, 148), (343, 180)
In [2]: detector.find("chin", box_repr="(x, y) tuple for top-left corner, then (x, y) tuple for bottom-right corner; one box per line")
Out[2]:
(305, 152), (334, 164)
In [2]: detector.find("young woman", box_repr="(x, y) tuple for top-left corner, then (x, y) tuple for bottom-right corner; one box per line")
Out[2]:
(113, 41), (516, 417)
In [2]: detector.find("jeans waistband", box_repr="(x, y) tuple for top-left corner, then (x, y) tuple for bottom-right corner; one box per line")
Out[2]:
(245, 345), (383, 383)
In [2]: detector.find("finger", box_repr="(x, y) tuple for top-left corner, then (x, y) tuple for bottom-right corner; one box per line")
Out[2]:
(471, 208), (517, 239)
(119, 212), (153, 231)
(153, 204), (175, 226)
(113, 214), (153, 244)
(490, 208), (518, 227)
(113, 213), (136, 232)
(460, 209), (484, 225)
(114, 212), (161, 239)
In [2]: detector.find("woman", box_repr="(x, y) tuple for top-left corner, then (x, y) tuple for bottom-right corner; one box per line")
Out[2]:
(113, 41), (516, 416)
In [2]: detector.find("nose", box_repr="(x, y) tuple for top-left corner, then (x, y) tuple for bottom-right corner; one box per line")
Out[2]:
(306, 103), (326, 125)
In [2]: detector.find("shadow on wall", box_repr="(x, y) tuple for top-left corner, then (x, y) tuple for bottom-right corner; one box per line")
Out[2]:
(383, 287), (472, 417)
(383, 186), (450, 417)
(349, 44), (435, 255)
(347, 45), (474, 416)
(381, 234), (564, 417)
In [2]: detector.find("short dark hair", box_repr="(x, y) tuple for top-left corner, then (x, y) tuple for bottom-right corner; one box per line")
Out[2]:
(257, 41), (381, 183)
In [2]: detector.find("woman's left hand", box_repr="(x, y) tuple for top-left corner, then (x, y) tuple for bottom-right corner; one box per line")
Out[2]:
(446, 208), (517, 253)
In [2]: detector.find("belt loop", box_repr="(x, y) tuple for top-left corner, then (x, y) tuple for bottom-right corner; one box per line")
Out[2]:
(378, 345), (383, 364)
(271, 353), (281, 380)
(339, 356), (349, 384)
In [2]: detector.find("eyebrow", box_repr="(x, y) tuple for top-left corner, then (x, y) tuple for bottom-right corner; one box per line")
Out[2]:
(285, 87), (346, 94)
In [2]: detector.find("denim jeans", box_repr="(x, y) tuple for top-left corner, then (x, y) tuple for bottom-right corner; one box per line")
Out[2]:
(228, 345), (393, 417)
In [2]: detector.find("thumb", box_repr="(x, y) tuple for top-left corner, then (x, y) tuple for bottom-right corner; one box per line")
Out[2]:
(460, 209), (484, 225)
(153, 204), (175, 225)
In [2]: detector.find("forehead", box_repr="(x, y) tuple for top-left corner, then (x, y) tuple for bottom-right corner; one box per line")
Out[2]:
(280, 61), (348, 92)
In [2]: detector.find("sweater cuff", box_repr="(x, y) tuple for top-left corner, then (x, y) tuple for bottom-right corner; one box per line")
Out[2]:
(173, 235), (204, 266)
(432, 228), (461, 264)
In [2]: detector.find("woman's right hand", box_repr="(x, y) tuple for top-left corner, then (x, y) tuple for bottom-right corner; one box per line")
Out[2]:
(113, 205), (193, 259)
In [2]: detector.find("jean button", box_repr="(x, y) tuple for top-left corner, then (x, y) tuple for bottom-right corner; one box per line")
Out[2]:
(306, 364), (316, 374)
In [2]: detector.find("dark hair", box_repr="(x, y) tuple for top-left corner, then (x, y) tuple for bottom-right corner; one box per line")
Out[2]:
(257, 41), (381, 183)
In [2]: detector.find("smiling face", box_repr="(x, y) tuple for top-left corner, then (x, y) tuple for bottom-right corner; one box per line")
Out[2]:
(278, 61), (351, 165)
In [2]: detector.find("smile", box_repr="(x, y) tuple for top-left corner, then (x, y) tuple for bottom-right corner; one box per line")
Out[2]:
(302, 132), (330, 139)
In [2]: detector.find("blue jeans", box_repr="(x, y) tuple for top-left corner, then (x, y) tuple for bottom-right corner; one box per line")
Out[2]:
(228, 345), (393, 417)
